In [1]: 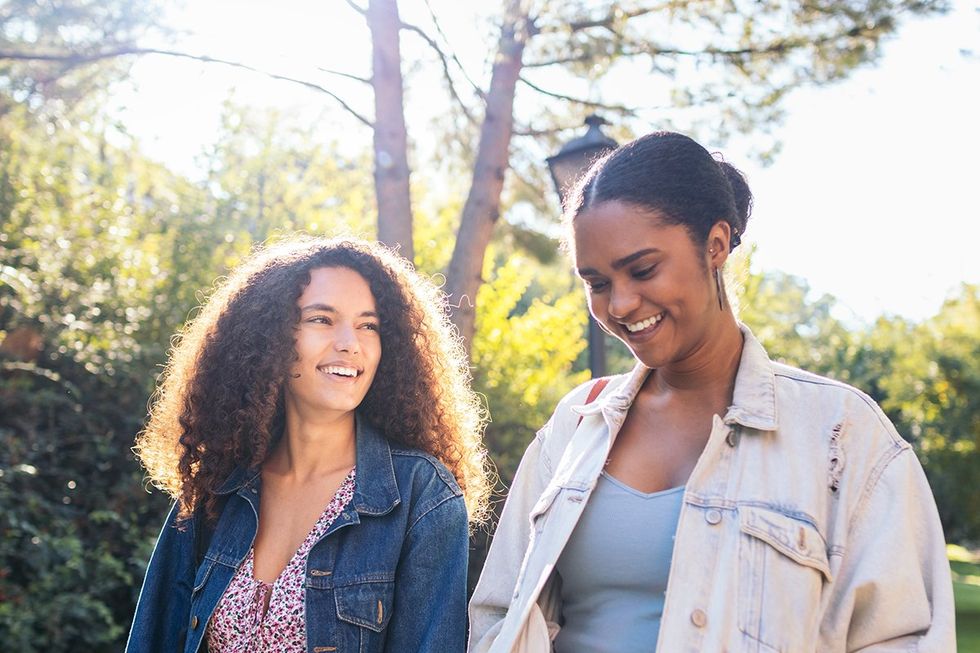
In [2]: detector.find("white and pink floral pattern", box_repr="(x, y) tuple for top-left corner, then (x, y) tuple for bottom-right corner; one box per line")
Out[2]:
(207, 468), (357, 653)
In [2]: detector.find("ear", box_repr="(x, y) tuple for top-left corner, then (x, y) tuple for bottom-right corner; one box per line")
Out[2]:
(706, 220), (732, 268)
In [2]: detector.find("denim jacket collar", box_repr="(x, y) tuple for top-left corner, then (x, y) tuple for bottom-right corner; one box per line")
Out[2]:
(212, 415), (401, 514)
(570, 323), (778, 432)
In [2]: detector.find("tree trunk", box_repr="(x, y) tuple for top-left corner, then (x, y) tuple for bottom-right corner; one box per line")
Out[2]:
(444, 0), (531, 352)
(368, 0), (414, 262)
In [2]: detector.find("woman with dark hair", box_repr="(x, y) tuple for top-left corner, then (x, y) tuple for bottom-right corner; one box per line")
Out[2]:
(127, 236), (490, 653)
(469, 132), (954, 652)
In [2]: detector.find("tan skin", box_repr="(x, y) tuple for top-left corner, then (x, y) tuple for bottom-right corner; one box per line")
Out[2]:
(574, 201), (744, 493)
(251, 267), (382, 583)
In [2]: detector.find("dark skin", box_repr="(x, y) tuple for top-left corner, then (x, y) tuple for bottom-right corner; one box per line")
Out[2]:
(574, 201), (744, 493)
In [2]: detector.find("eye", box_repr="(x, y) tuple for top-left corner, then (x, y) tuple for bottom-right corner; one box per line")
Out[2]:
(360, 322), (380, 331)
(307, 315), (332, 325)
(585, 278), (609, 293)
(633, 264), (657, 279)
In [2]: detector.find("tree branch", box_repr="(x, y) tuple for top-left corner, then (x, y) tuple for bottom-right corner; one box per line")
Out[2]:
(344, 0), (367, 16)
(0, 47), (374, 127)
(421, 0), (485, 99)
(566, 7), (662, 32)
(512, 122), (580, 137)
(524, 53), (593, 68)
(318, 67), (372, 84)
(399, 21), (478, 124)
(526, 22), (885, 67)
(518, 76), (637, 116)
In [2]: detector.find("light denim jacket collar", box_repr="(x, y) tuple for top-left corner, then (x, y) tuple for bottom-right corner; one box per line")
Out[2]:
(211, 415), (401, 515)
(570, 323), (779, 432)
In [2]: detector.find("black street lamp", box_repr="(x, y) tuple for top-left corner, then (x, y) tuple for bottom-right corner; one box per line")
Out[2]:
(546, 114), (618, 378)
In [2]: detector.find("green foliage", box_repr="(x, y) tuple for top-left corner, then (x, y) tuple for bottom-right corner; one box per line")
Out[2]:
(471, 252), (589, 483)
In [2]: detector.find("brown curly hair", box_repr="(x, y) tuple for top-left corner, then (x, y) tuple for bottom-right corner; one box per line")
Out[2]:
(135, 236), (492, 525)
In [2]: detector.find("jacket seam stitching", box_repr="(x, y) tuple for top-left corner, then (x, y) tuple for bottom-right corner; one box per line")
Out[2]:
(406, 493), (462, 534)
(845, 444), (908, 537)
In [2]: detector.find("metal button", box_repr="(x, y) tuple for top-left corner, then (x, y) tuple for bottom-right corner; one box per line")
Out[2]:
(691, 609), (707, 628)
(705, 509), (722, 525)
(190, 615), (199, 629)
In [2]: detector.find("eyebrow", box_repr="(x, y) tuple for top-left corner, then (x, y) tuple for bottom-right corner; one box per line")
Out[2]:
(300, 303), (379, 318)
(578, 248), (661, 276)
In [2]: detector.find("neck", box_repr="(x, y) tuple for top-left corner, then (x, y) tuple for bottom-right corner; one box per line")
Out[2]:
(650, 313), (744, 399)
(267, 408), (357, 482)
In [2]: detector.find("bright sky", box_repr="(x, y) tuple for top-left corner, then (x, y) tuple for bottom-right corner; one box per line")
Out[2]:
(114, 0), (980, 325)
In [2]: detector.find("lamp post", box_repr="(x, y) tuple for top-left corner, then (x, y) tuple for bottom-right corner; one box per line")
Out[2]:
(546, 114), (618, 378)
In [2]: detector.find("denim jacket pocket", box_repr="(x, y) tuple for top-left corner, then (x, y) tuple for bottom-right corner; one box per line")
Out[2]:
(737, 505), (830, 652)
(334, 581), (395, 636)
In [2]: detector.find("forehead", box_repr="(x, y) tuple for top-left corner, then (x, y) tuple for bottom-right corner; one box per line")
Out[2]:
(299, 266), (377, 310)
(573, 201), (692, 266)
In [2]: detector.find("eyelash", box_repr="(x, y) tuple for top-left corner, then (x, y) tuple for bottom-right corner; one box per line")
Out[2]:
(307, 317), (379, 331)
(633, 265), (657, 279)
(586, 279), (609, 293)
(586, 265), (657, 293)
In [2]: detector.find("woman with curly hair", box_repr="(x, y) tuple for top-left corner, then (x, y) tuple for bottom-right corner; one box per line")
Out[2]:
(126, 236), (490, 653)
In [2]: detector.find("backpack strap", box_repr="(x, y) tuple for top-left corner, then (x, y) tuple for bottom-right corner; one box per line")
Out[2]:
(576, 377), (611, 426)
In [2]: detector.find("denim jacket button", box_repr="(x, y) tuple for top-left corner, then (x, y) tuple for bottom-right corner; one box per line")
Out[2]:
(190, 615), (199, 629)
(705, 509), (722, 525)
(690, 609), (707, 628)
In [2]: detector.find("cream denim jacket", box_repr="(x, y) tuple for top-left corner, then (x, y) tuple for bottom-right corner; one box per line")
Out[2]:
(469, 325), (955, 653)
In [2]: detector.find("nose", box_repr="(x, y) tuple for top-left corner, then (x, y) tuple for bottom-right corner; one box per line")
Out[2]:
(607, 282), (640, 321)
(333, 322), (360, 354)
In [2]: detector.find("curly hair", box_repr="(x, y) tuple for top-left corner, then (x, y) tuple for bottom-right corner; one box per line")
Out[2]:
(135, 236), (492, 525)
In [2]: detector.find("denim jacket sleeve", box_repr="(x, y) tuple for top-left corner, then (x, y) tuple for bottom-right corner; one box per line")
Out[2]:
(819, 446), (956, 652)
(125, 501), (195, 653)
(385, 492), (469, 653)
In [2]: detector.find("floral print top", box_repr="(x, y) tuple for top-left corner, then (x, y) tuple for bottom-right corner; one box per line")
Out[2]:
(207, 467), (357, 653)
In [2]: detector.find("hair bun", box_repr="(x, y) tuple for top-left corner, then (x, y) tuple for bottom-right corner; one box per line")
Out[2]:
(716, 159), (752, 248)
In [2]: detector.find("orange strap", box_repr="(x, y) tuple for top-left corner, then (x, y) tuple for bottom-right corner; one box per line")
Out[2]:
(576, 377), (610, 426)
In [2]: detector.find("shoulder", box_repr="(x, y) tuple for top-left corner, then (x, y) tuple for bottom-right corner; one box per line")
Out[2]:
(388, 443), (463, 504)
(771, 361), (906, 448)
(535, 372), (631, 458)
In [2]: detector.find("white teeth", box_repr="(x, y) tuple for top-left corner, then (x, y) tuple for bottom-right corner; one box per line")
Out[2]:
(321, 365), (358, 377)
(625, 313), (664, 333)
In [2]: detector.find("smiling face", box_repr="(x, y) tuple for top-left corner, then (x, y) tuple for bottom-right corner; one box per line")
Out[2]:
(574, 200), (724, 370)
(285, 266), (382, 422)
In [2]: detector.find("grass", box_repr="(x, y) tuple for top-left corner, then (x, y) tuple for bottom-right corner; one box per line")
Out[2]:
(951, 544), (980, 652)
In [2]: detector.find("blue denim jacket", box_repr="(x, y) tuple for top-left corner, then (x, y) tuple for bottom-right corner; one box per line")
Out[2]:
(126, 418), (469, 653)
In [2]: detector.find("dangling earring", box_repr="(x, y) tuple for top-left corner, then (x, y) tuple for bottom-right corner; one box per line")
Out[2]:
(715, 267), (725, 311)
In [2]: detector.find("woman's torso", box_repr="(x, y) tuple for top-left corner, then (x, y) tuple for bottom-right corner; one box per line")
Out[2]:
(473, 325), (933, 653)
(127, 421), (468, 653)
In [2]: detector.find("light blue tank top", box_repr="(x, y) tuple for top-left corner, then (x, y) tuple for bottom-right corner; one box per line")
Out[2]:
(554, 472), (684, 653)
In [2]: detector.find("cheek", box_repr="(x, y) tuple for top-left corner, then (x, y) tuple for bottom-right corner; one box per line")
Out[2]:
(292, 332), (320, 366)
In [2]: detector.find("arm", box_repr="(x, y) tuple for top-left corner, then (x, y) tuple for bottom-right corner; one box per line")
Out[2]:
(821, 448), (956, 652)
(467, 427), (553, 653)
(125, 502), (196, 653)
(385, 494), (469, 653)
